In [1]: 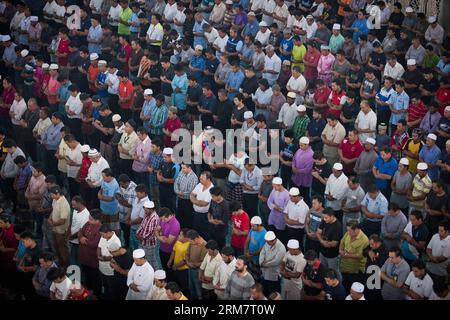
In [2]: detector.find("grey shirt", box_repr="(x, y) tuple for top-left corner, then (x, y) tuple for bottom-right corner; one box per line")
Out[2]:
(344, 186), (366, 217)
(225, 270), (255, 300)
(381, 212), (408, 242)
(381, 259), (410, 300)
(390, 171), (413, 209)
(0, 147), (25, 179)
(259, 239), (287, 281)
(405, 45), (426, 66)
(354, 150), (378, 176)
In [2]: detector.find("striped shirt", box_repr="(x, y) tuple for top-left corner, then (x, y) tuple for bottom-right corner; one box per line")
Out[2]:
(148, 151), (164, 185)
(225, 271), (255, 300)
(174, 170), (199, 200)
(137, 212), (159, 247)
(118, 181), (137, 222)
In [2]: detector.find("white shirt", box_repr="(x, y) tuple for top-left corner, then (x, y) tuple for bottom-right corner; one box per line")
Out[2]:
(10, 11), (24, 30)
(282, 252), (306, 289)
(50, 277), (72, 300)
(251, 0), (265, 11)
(213, 258), (236, 297)
(255, 30), (271, 46)
(311, 1), (324, 17)
(287, 75), (307, 94)
(126, 261), (154, 300)
(283, 199), (309, 229)
(98, 232), (121, 276)
(53, 3), (66, 24)
(33, 117), (52, 143)
(66, 144), (83, 178)
(227, 153), (248, 183)
(325, 173), (348, 210)
(106, 70), (119, 95)
(252, 87), (273, 106)
(345, 294), (365, 300)
(69, 208), (90, 244)
(429, 290), (450, 300)
(163, 3), (177, 22)
(205, 27), (219, 44)
(146, 24), (164, 42)
(404, 272), (434, 300)
(273, 4), (289, 30)
(43, 1), (55, 17)
(173, 9), (186, 25)
(65, 93), (83, 119)
(278, 102), (298, 128)
(192, 183), (214, 213)
(130, 196), (149, 224)
(200, 254), (223, 290)
(108, 5), (123, 26)
(288, 15), (307, 31)
(383, 62), (405, 80)
(263, 53), (282, 83)
(305, 22), (318, 40)
(90, 0), (103, 14)
(86, 157), (110, 187)
(213, 35), (228, 57)
(355, 110), (377, 143)
(9, 98), (27, 126)
(426, 234), (450, 276)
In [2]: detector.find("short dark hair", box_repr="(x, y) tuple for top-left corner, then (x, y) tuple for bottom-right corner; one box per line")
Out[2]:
(46, 267), (66, 282)
(388, 247), (403, 258)
(304, 250), (318, 261)
(237, 255), (250, 266)
(209, 186), (223, 196)
(39, 252), (54, 262)
(71, 195), (86, 206)
(165, 281), (181, 293)
(186, 229), (199, 240)
(135, 184), (148, 194)
(410, 210), (423, 221)
(99, 224), (113, 233)
(205, 240), (218, 250)
(159, 207), (173, 218)
(221, 246), (234, 257)
(90, 209), (102, 221)
(325, 269), (339, 279)
(251, 282), (264, 292)
(323, 207), (335, 217)
(102, 168), (114, 177)
(20, 231), (34, 240)
(411, 259), (426, 270)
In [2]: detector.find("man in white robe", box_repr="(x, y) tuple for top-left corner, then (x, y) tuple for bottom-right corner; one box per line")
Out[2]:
(126, 249), (155, 300)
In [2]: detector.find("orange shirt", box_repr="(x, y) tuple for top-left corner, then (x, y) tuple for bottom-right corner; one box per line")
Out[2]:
(118, 80), (134, 110)
(88, 65), (99, 92)
(338, 0), (351, 16)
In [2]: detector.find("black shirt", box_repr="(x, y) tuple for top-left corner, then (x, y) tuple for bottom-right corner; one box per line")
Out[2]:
(307, 118), (326, 151)
(111, 251), (134, 297)
(23, 245), (40, 268)
(324, 283), (346, 300)
(402, 70), (423, 95)
(420, 77), (439, 104)
(209, 199), (230, 237)
(205, 57), (219, 84)
(303, 261), (327, 296)
(160, 161), (176, 188)
(99, 113), (114, 144)
(241, 76), (258, 112)
(364, 244), (389, 269)
(187, 83), (202, 115)
(212, 99), (233, 133)
(312, 162), (332, 195)
(439, 150), (450, 184)
(160, 66), (174, 96)
(148, 64), (162, 96)
(318, 220), (342, 258)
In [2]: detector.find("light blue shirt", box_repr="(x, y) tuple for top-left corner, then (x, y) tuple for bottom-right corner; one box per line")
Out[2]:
(193, 20), (207, 49)
(361, 192), (389, 222)
(128, 11), (141, 33)
(437, 59), (450, 75)
(171, 73), (189, 110)
(42, 122), (64, 150)
(226, 70), (245, 100)
(100, 178), (120, 215)
(419, 144), (441, 181)
(242, 20), (259, 38)
(2, 43), (17, 64)
(142, 98), (156, 131)
(87, 24), (103, 54)
(388, 90), (409, 125)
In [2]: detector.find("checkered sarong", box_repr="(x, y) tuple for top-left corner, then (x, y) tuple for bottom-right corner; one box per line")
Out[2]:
(140, 244), (160, 270)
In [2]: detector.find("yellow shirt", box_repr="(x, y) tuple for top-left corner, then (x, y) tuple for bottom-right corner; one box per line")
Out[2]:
(403, 139), (424, 174)
(178, 293), (188, 300)
(118, 131), (139, 160)
(340, 231), (369, 274)
(291, 44), (306, 72)
(57, 140), (69, 173)
(51, 196), (71, 234)
(173, 240), (190, 271)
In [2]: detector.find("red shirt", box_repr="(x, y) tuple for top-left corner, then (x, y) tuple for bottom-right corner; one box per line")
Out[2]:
(118, 80), (134, 110)
(88, 65), (99, 92)
(164, 117), (182, 147)
(0, 86), (16, 117)
(0, 224), (18, 265)
(436, 86), (450, 115)
(303, 50), (320, 80)
(231, 211), (250, 249)
(57, 38), (70, 66)
(339, 138), (364, 174)
(120, 44), (132, 72)
(79, 156), (92, 181)
(314, 86), (331, 117)
(328, 89), (346, 118)
(407, 101), (428, 124)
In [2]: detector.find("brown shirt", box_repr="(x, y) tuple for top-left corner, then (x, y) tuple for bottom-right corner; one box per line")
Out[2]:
(78, 222), (101, 268)
(186, 240), (207, 269)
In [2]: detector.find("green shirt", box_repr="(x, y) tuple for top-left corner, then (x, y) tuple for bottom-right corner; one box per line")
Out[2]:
(340, 231), (369, 274)
(329, 34), (345, 54)
(118, 7), (133, 35)
(292, 115), (310, 142)
(423, 54), (440, 69)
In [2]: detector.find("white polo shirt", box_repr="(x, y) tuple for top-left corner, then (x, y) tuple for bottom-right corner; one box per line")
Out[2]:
(287, 75), (307, 94)
(65, 143), (83, 178)
(192, 183), (214, 213)
(283, 199), (309, 229)
(87, 156), (110, 187)
(65, 92), (83, 119)
(426, 233), (450, 276)
(69, 208), (90, 244)
(355, 109), (377, 143)
(98, 232), (121, 276)
(404, 272), (434, 300)
(325, 173), (349, 211)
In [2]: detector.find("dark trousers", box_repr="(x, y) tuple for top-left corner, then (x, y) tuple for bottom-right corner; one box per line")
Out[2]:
(193, 211), (210, 240)
(298, 186), (311, 206)
(243, 193), (259, 218)
(101, 273), (114, 300)
(67, 118), (82, 142)
(45, 149), (58, 176)
(32, 209), (44, 239)
(108, 94), (120, 115)
(209, 229), (226, 250)
(160, 250), (173, 280)
(120, 222), (130, 249)
(85, 186), (100, 210)
(81, 264), (102, 297)
(68, 177), (80, 199)
(119, 159), (134, 178)
(159, 184), (175, 211)
(284, 227), (305, 251)
(177, 198), (194, 229)
(361, 220), (382, 238)
(269, 225), (287, 246)
(119, 108), (132, 122)
(305, 237), (321, 253)
(202, 288), (217, 300)
(174, 269), (190, 299)
(262, 278), (281, 297)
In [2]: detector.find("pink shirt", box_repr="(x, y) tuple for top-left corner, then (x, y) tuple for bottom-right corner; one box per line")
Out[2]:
(317, 53), (336, 75)
(47, 77), (61, 105)
(132, 137), (152, 173)
(25, 174), (46, 210)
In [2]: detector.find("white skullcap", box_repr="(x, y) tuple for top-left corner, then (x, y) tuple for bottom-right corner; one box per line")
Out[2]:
(351, 282), (365, 293)
(80, 144), (90, 153)
(49, 63), (59, 70)
(365, 137), (376, 145)
(264, 231), (276, 241)
(332, 23), (341, 30)
(445, 105), (450, 112)
(133, 248), (145, 259)
(154, 270), (166, 280)
(195, 44), (203, 51)
(244, 111), (253, 119)
(427, 133), (437, 141)
(88, 148), (100, 157)
(299, 137), (310, 145)
(42, 63), (50, 69)
(144, 200), (155, 209)
(108, 241), (121, 252)
(1, 35), (11, 41)
(90, 53), (99, 61)
(112, 114), (122, 122)
(407, 59), (416, 66)
(30, 16), (39, 22)
(20, 49), (29, 57)
(333, 163), (343, 171)
(320, 45), (330, 50)
(287, 239), (299, 249)
(428, 16), (437, 23)
(417, 162), (428, 171)
(306, 15), (314, 19)
(272, 177), (283, 185)
(287, 92), (296, 99)
(250, 216), (262, 225)
(144, 88), (153, 95)
(163, 148), (173, 155)
(98, 60), (107, 66)
(405, 7), (413, 13)
(289, 187), (300, 196)
(259, 21), (268, 27)
(297, 105), (306, 112)
(399, 158), (409, 166)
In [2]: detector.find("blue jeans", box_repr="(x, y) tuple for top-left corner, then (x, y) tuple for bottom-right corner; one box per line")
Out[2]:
(188, 268), (202, 300)
(130, 227), (140, 251)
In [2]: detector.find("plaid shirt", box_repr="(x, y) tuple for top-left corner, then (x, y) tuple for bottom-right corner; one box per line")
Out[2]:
(148, 151), (164, 185)
(136, 212), (159, 247)
(118, 181), (137, 222)
(292, 115), (310, 142)
(174, 170), (199, 200)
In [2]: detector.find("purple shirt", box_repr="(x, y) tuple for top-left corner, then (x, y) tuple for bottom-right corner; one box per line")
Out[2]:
(291, 147), (314, 187)
(419, 111), (441, 135)
(159, 216), (181, 253)
(234, 13), (248, 27)
(132, 137), (152, 173)
(267, 189), (290, 231)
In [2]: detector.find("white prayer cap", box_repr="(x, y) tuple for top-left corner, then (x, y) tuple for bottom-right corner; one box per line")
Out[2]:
(407, 59), (416, 66)
(264, 231), (276, 241)
(225, 0), (233, 4)
(144, 200), (155, 209)
(299, 136), (310, 145)
(49, 63), (59, 70)
(297, 104), (306, 112)
(320, 45), (330, 50)
(332, 23), (341, 30)
(90, 53), (99, 61)
(42, 63), (50, 69)
(20, 49), (29, 57)
(365, 137), (376, 145)
(88, 148), (100, 157)
(287, 239), (299, 249)
(428, 16), (437, 23)
(112, 114), (122, 122)
(248, 12), (256, 17)
(272, 177), (283, 185)
(163, 147), (173, 155)
(351, 282), (365, 293)
(244, 111), (253, 119)
(133, 248), (145, 259)
(289, 187), (300, 196)
(399, 158), (409, 166)
(144, 88), (153, 95)
(446, 140), (450, 146)
(80, 144), (90, 153)
(108, 241), (121, 252)
(427, 133), (437, 141)
(333, 163), (343, 171)
(445, 105), (450, 112)
(1, 35), (11, 41)
(30, 16), (39, 22)
(195, 44), (203, 51)
(405, 7), (414, 13)
(98, 60), (107, 66)
(250, 216), (262, 225)
(287, 92), (296, 99)
(306, 15), (314, 19)
(259, 21), (268, 27)
(154, 270), (166, 280)
(417, 162), (428, 171)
